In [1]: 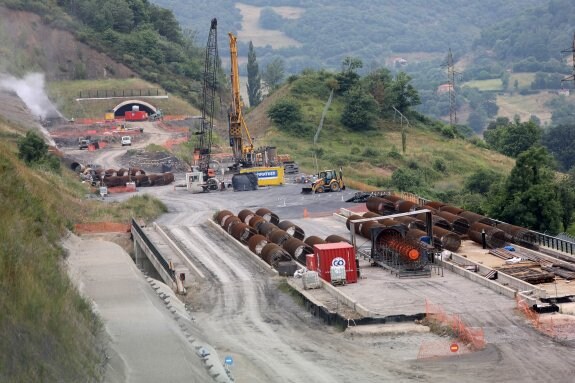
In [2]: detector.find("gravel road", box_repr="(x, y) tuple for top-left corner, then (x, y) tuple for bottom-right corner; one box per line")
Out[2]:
(63, 119), (575, 383)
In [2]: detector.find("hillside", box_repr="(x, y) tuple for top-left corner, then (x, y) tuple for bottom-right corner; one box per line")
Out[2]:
(245, 70), (515, 199)
(0, 90), (168, 381)
(152, 0), (538, 72)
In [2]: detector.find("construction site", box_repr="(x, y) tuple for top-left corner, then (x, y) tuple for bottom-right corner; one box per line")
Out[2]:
(26, 15), (575, 383)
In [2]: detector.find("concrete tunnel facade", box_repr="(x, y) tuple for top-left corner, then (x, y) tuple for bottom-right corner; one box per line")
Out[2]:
(112, 100), (157, 117)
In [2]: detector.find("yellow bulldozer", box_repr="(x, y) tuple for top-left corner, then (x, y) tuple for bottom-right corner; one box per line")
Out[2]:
(302, 168), (345, 194)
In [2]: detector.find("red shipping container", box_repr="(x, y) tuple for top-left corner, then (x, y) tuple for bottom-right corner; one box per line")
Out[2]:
(306, 253), (317, 271)
(125, 111), (148, 121)
(313, 243), (357, 284)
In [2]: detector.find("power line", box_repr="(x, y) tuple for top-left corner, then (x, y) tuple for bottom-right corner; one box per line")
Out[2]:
(561, 32), (575, 87)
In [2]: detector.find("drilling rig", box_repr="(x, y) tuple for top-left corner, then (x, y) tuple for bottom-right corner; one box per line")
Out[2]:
(228, 32), (255, 171)
(187, 18), (220, 192)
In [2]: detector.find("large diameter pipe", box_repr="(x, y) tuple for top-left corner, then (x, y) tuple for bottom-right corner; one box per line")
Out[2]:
(431, 226), (461, 252)
(258, 222), (279, 237)
(238, 209), (255, 224)
(325, 235), (351, 244)
(255, 208), (280, 225)
(436, 211), (470, 235)
(459, 210), (494, 226)
(231, 222), (257, 244)
(283, 237), (312, 264)
(269, 229), (291, 246)
(468, 222), (507, 249)
(260, 243), (292, 268)
(215, 210), (234, 226)
(304, 236), (326, 248)
(346, 214), (364, 234)
(278, 220), (305, 240)
(248, 215), (266, 232)
(440, 205), (464, 215)
(361, 221), (384, 240)
(248, 234), (268, 255)
(224, 216), (242, 234)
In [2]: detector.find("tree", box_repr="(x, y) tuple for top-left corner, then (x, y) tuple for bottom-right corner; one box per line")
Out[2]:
(543, 124), (575, 171)
(488, 146), (562, 233)
(262, 58), (285, 92)
(340, 86), (378, 131)
(336, 56), (363, 93)
(267, 98), (302, 129)
(484, 118), (542, 157)
(464, 168), (503, 194)
(246, 41), (262, 107)
(18, 131), (48, 164)
(388, 72), (420, 114)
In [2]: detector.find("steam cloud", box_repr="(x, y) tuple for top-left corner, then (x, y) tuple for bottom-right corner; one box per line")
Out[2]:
(0, 73), (61, 120)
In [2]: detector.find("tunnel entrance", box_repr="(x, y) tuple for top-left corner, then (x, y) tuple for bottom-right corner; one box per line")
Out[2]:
(113, 100), (157, 117)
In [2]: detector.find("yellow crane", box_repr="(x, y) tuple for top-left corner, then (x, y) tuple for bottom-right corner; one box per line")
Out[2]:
(228, 32), (254, 169)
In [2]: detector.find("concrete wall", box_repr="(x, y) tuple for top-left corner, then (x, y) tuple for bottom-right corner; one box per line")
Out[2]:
(440, 252), (548, 299)
(132, 227), (177, 291)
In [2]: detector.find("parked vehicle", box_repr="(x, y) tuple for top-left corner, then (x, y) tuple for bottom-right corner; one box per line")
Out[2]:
(121, 136), (132, 146)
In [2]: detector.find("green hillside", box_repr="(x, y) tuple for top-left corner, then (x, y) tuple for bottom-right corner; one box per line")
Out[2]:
(246, 69), (515, 199)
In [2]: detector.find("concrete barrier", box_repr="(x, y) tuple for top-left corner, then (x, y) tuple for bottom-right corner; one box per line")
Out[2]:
(440, 252), (547, 299)
(154, 223), (205, 280)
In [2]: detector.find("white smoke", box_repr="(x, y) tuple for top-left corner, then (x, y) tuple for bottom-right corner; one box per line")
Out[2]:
(0, 73), (61, 120)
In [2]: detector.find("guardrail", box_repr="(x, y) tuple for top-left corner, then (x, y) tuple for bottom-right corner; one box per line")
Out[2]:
(534, 233), (575, 255)
(131, 218), (175, 280)
(78, 88), (167, 98)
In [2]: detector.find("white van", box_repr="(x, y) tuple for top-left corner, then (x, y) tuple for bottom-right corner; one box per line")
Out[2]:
(121, 136), (132, 146)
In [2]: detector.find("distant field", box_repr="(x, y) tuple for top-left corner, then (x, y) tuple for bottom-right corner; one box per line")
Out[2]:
(235, 2), (303, 49)
(47, 79), (199, 119)
(462, 78), (502, 91)
(497, 92), (554, 125)
(510, 73), (536, 89)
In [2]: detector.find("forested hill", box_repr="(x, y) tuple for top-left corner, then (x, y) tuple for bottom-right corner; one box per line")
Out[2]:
(0, 0), (207, 104)
(151, 0), (538, 72)
(474, 0), (575, 64)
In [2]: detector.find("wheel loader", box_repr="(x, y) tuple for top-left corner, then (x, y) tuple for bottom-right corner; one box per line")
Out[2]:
(302, 168), (345, 194)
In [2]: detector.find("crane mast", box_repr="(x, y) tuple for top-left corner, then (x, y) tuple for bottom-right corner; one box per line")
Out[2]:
(228, 32), (254, 169)
(196, 18), (219, 181)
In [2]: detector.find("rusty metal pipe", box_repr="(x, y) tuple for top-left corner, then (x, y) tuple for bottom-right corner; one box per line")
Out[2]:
(255, 208), (280, 225)
(248, 234), (268, 255)
(278, 220), (305, 240)
(269, 229), (291, 246)
(238, 209), (255, 224)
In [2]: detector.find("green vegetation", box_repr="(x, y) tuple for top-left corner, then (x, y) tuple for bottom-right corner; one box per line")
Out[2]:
(47, 79), (199, 119)
(0, 119), (167, 381)
(484, 117), (542, 158)
(18, 130), (61, 172)
(247, 41), (262, 107)
(1, 0), (209, 104)
(262, 69), (515, 200)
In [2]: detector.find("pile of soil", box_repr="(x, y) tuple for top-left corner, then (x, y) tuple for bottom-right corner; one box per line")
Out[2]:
(122, 149), (188, 173)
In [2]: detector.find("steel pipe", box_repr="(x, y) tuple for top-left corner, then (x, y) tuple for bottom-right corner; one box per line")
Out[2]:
(255, 208), (280, 225)
(238, 209), (255, 224)
(260, 243), (292, 268)
(278, 220), (305, 240)
(248, 234), (268, 255)
(230, 222), (257, 244)
(269, 229), (291, 246)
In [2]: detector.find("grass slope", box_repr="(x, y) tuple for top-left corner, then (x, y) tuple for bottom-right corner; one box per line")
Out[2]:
(48, 79), (200, 119)
(0, 118), (167, 382)
(247, 75), (515, 196)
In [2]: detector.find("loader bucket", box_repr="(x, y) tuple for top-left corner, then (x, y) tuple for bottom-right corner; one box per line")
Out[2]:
(301, 186), (313, 194)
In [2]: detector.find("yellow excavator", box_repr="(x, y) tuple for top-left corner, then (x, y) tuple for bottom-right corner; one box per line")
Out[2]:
(302, 168), (345, 194)
(228, 32), (254, 170)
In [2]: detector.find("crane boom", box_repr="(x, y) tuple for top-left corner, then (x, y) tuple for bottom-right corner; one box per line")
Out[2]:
(228, 32), (254, 169)
(196, 18), (219, 181)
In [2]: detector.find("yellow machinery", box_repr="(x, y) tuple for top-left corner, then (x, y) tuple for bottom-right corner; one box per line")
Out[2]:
(240, 166), (284, 187)
(228, 32), (254, 169)
(302, 169), (345, 194)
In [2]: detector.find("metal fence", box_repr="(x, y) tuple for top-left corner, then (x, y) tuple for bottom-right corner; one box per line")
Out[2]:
(131, 218), (175, 280)
(78, 88), (167, 99)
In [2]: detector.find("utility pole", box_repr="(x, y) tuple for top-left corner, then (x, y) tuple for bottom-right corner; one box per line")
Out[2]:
(561, 32), (575, 87)
(446, 48), (459, 128)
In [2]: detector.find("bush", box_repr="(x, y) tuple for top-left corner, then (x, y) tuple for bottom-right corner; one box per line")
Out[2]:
(432, 158), (448, 173)
(391, 168), (423, 191)
(267, 98), (302, 128)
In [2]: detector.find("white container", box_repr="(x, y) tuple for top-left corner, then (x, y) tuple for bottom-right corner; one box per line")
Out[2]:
(302, 271), (321, 290)
(330, 266), (346, 285)
(132, 105), (139, 111)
